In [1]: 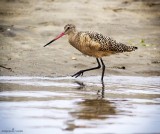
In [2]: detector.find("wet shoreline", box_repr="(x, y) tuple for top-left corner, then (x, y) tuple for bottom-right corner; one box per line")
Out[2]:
(0, 75), (160, 133)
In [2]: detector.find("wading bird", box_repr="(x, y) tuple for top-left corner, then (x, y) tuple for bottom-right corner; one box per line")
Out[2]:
(44, 24), (137, 83)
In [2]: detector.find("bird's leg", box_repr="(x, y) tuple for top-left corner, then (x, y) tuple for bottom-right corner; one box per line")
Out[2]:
(97, 66), (105, 99)
(100, 58), (105, 83)
(101, 80), (105, 98)
(72, 58), (101, 78)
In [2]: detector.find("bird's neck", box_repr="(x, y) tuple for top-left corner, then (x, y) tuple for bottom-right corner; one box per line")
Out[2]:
(67, 31), (77, 40)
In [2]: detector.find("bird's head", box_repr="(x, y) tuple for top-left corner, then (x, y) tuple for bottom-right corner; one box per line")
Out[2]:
(44, 24), (76, 47)
(64, 24), (76, 35)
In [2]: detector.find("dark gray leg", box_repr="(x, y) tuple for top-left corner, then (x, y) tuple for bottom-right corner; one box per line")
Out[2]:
(72, 58), (101, 78)
(100, 58), (105, 83)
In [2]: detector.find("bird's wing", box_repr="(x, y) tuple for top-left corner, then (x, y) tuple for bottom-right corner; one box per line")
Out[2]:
(85, 31), (137, 52)
(83, 31), (116, 51)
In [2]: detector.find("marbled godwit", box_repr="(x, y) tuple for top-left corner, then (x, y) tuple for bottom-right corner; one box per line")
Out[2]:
(44, 24), (138, 83)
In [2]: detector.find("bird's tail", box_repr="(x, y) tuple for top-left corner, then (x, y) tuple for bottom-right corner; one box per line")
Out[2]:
(126, 46), (138, 52)
(117, 43), (138, 52)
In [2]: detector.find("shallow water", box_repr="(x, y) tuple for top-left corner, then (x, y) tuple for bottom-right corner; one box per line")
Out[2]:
(0, 76), (160, 134)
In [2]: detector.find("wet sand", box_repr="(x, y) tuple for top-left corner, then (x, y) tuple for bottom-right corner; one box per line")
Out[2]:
(0, 0), (160, 77)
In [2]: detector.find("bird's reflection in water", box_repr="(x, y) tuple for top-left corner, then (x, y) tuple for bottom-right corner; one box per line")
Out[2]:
(97, 81), (105, 99)
(72, 99), (116, 119)
(74, 80), (105, 99)
(74, 81), (86, 90)
(64, 98), (116, 131)
(64, 81), (116, 131)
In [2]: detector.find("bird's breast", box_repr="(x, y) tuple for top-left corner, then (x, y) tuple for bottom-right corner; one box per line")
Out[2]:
(68, 32), (113, 58)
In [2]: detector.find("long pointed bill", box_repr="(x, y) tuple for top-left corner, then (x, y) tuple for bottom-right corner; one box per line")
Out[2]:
(44, 32), (65, 47)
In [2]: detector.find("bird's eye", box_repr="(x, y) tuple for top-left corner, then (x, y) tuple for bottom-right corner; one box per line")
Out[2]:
(67, 26), (70, 30)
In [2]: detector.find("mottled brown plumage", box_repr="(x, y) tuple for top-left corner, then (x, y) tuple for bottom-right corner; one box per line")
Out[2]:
(64, 24), (137, 58)
(44, 24), (138, 83)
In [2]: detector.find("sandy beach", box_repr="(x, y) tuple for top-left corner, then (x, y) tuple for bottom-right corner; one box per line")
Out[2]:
(0, 0), (160, 77)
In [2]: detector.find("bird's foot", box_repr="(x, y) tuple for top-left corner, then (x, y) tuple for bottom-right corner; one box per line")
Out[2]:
(72, 70), (84, 78)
